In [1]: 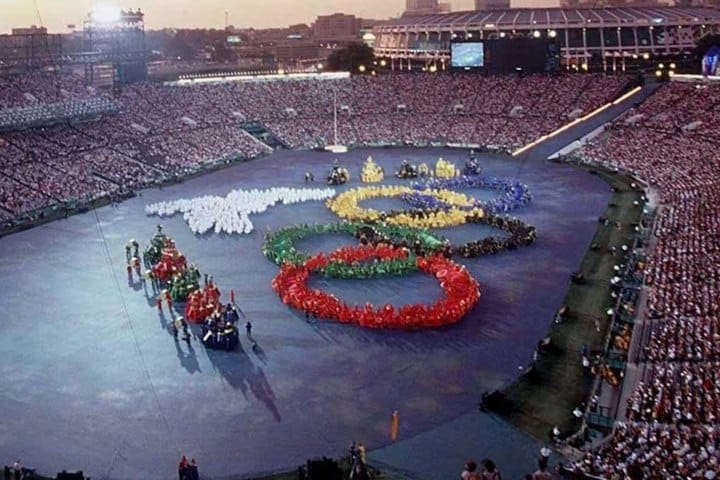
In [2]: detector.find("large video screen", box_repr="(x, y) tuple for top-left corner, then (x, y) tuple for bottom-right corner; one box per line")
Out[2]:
(451, 42), (485, 69)
(485, 38), (558, 74)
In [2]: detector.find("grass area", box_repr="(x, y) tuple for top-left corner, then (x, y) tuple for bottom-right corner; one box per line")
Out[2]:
(486, 163), (645, 442)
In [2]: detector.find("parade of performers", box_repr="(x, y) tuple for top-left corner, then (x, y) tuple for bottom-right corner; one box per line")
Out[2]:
(127, 158), (533, 345)
(128, 225), (245, 351)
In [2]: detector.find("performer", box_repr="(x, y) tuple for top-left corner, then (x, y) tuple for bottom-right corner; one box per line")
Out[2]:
(174, 316), (185, 337)
(160, 289), (172, 312)
(144, 269), (156, 292)
(171, 318), (179, 340)
(131, 256), (142, 277)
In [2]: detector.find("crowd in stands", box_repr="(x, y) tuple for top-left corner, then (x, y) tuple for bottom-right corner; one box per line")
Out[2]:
(574, 422), (720, 479)
(0, 70), (629, 229)
(571, 81), (720, 478)
(0, 70), (95, 108)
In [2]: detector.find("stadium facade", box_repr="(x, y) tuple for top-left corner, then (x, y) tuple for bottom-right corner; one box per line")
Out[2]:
(373, 6), (720, 68)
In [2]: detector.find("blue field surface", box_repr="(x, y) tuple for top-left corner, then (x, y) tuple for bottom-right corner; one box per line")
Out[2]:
(0, 147), (609, 479)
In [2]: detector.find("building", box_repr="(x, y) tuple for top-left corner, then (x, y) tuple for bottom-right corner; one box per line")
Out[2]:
(560, 0), (661, 6)
(1, 27), (63, 69)
(475, 0), (511, 10)
(374, 6), (720, 68)
(11, 26), (48, 35)
(313, 13), (360, 44)
(404, 0), (441, 16)
(438, 3), (452, 13)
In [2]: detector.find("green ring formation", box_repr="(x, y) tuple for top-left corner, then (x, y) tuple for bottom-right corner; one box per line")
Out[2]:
(263, 214), (537, 277)
(262, 222), (444, 279)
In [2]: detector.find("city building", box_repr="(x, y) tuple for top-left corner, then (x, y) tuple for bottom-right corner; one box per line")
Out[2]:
(11, 25), (48, 35)
(475, 0), (511, 10)
(312, 13), (360, 44)
(1, 26), (62, 69)
(438, 2), (452, 13)
(560, 0), (662, 7)
(404, 0), (441, 16)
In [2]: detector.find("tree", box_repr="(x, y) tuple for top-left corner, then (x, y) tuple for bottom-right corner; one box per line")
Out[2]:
(325, 43), (374, 73)
(693, 33), (720, 63)
(166, 35), (197, 61)
(211, 41), (237, 62)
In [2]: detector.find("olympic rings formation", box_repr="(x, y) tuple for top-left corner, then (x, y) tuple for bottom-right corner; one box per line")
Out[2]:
(269, 174), (536, 330)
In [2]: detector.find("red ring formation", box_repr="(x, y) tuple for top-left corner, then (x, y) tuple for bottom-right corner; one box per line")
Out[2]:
(271, 244), (480, 329)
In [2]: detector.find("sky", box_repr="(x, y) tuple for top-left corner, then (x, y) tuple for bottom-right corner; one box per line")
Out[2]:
(1, 0), (484, 33)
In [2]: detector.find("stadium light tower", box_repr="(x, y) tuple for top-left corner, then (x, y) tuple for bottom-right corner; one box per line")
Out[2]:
(81, 6), (147, 92)
(91, 5), (123, 24)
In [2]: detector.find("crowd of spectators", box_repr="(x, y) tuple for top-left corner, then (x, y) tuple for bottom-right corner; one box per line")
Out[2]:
(572, 81), (720, 478)
(573, 422), (720, 479)
(0, 70), (628, 229)
(0, 70), (94, 109)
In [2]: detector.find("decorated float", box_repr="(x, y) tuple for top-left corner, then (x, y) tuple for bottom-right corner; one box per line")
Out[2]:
(327, 163), (350, 185)
(361, 156), (384, 183)
(395, 160), (419, 179)
(434, 157), (459, 178)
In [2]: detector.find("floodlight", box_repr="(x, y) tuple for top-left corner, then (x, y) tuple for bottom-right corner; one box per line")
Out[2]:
(92, 5), (122, 24)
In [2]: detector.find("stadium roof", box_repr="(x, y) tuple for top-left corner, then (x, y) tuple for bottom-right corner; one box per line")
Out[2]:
(376, 6), (720, 29)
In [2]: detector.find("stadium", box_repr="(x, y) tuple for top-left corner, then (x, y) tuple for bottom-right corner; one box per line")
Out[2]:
(373, 6), (720, 69)
(1, 3), (720, 480)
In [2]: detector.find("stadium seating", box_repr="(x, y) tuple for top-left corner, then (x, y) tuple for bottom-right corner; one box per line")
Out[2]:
(0, 71), (629, 227)
(571, 81), (720, 478)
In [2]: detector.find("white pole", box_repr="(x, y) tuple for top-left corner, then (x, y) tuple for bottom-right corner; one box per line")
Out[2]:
(333, 85), (338, 145)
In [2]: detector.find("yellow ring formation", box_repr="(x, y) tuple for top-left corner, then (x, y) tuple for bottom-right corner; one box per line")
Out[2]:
(325, 185), (485, 229)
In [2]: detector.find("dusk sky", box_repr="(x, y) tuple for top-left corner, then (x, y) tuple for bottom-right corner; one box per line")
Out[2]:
(1, 0), (488, 33)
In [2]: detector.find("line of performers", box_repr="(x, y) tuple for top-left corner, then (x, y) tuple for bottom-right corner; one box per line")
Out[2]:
(125, 226), (244, 351)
